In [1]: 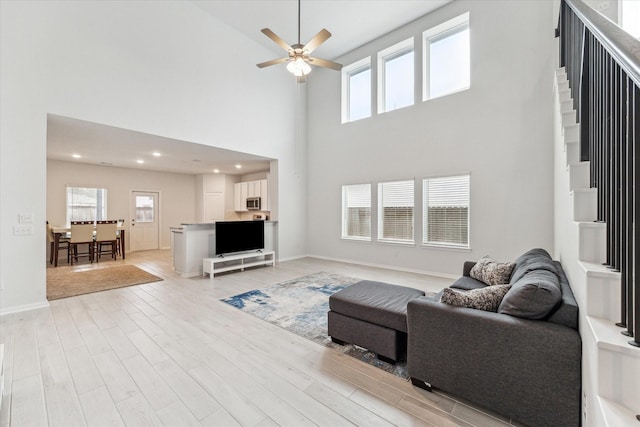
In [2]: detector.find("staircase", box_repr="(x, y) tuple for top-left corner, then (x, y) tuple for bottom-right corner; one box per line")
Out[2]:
(554, 68), (640, 426)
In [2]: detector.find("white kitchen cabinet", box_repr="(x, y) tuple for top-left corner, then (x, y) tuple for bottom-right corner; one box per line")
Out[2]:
(248, 180), (260, 198)
(234, 182), (248, 211)
(234, 179), (270, 212)
(260, 179), (268, 211)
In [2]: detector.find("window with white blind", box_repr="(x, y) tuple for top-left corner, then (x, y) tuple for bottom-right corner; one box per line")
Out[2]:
(66, 186), (107, 226)
(378, 180), (414, 243)
(342, 57), (372, 123)
(423, 175), (470, 248)
(341, 184), (371, 240)
(423, 13), (470, 101)
(378, 38), (414, 114)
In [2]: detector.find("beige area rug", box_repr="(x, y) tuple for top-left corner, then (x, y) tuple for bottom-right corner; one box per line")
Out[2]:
(47, 264), (163, 300)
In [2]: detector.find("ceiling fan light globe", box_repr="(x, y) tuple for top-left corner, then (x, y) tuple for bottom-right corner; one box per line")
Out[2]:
(287, 57), (311, 77)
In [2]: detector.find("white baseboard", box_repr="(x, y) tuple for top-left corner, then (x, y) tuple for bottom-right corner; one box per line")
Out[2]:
(0, 300), (50, 317)
(303, 254), (458, 280)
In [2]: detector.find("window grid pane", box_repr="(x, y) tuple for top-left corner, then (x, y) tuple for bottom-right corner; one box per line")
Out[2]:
(348, 67), (371, 121)
(342, 184), (371, 240)
(66, 186), (107, 226)
(384, 50), (414, 112)
(378, 180), (414, 243)
(429, 24), (470, 99)
(423, 175), (470, 247)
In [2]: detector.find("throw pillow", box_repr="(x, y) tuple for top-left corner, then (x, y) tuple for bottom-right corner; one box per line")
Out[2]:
(440, 285), (511, 312)
(470, 256), (516, 286)
(498, 269), (562, 319)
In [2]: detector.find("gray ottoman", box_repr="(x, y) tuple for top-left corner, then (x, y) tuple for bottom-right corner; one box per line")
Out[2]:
(328, 280), (425, 363)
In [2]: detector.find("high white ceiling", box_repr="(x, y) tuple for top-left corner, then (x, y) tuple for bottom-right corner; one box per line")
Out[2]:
(46, 1), (452, 175)
(194, 1), (453, 60)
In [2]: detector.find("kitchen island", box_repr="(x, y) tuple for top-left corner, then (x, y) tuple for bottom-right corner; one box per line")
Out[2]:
(170, 221), (277, 277)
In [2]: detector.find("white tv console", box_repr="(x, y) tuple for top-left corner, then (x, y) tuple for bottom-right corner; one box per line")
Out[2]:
(203, 250), (275, 280)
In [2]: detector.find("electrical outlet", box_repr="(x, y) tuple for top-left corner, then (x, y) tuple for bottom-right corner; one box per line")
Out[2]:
(13, 224), (34, 235)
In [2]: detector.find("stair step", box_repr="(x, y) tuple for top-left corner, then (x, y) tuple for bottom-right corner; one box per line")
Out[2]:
(560, 97), (574, 113)
(581, 261), (622, 322)
(564, 123), (580, 142)
(578, 221), (606, 263)
(563, 110), (577, 127)
(566, 139), (581, 165)
(569, 161), (590, 190)
(572, 188), (597, 222)
(558, 80), (570, 92)
(555, 66), (566, 77)
(597, 397), (639, 427)
(588, 316), (640, 418)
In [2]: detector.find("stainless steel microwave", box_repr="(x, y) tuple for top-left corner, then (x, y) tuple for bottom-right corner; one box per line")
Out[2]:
(247, 197), (261, 210)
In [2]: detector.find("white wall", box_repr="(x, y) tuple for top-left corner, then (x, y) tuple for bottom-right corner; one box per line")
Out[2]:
(306, 0), (556, 276)
(0, 0), (304, 314)
(47, 159), (196, 250)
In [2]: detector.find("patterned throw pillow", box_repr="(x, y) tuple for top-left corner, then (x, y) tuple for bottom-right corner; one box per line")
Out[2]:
(470, 256), (516, 286)
(440, 285), (511, 312)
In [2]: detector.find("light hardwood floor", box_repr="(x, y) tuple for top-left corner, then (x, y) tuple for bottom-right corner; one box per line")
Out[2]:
(1, 250), (519, 427)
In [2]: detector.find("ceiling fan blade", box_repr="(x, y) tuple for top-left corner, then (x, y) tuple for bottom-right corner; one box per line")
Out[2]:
(308, 57), (343, 71)
(261, 28), (293, 52)
(303, 29), (331, 54)
(256, 57), (289, 68)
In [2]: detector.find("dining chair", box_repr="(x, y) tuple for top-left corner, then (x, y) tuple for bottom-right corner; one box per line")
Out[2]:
(116, 218), (125, 256)
(69, 221), (95, 265)
(96, 220), (118, 261)
(47, 221), (69, 265)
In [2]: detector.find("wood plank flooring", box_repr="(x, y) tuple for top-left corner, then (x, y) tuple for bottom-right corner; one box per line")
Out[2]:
(0, 250), (518, 426)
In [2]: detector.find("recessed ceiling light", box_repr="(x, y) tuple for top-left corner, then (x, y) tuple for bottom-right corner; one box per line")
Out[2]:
(213, 169), (220, 173)
(152, 152), (161, 157)
(72, 154), (81, 159)
(235, 164), (242, 169)
(136, 159), (145, 164)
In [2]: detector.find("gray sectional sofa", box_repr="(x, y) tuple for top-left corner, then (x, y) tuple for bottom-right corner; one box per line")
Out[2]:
(407, 248), (581, 427)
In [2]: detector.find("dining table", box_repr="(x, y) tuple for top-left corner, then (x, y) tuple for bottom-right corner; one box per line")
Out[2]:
(51, 225), (126, 267)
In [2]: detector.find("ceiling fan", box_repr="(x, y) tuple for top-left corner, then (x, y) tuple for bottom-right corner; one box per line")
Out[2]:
(256, 0), (343, 83)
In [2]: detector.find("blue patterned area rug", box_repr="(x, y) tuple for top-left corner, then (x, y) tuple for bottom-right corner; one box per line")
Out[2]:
(221, 272), (410, 379)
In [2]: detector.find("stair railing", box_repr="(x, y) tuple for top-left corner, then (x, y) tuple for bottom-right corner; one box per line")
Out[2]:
(558, 0), (640, 347)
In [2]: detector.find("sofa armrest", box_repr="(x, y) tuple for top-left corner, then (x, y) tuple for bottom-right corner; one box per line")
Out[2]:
(462, 261), (476, 276)
(406, 297), (581, 427)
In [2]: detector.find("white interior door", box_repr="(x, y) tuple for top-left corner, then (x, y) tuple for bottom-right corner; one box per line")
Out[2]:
(204, 192), (224, 222)
(130, 191), (159, 252)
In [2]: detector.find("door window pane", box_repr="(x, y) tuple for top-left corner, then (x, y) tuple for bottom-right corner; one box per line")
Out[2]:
(135, 196), (154, 223)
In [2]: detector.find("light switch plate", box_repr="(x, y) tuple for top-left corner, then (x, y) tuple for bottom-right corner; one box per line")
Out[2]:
(14, 224), (34, 235)
(18, 213), (34, 223)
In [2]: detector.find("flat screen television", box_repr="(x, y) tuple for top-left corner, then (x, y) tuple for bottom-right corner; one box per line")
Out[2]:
(215, 220), (265, 255)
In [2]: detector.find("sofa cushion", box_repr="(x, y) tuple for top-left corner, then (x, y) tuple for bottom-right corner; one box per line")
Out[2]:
(440, 285), (511, 312)
(547, 260), (579, 329)
(450, 275), (487, 291)
(329, 280), (425, 333)
(509, 248), (556, 284)
(470, 256), (515, 286)
(498, 269), (562, 319)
